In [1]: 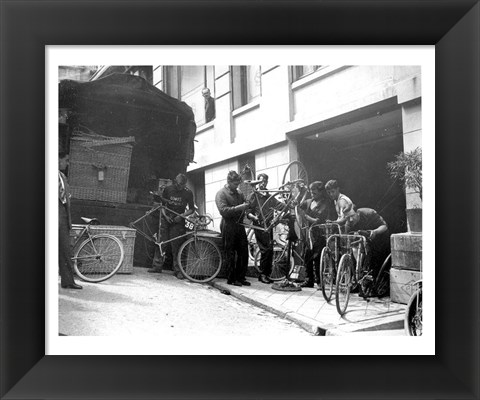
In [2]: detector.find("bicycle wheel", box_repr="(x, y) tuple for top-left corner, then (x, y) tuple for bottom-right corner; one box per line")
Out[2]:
(374, 254), (391, 298)
(177, 237), (222, 283)
(335, 253), (353, 315)
(320, 246), (335, 302)
(254, 245), (292, 281)
(73, 234), (124, 283)
(282, 160), (309, 187)
(247, 227), (258, 263)
(405, 289), (423, 336)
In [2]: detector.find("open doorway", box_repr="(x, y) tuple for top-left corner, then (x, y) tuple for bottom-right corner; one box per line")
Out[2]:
(296, 105), (407, 235)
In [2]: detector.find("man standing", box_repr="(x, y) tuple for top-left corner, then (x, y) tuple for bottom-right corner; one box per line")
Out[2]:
(150, 173), (195, 279)
(325, 179), (355, 228)
(247, 173), (284, 284)
(58, 151), (82, 290)
(202, 87), (215, 123)
(299, 181), (336, 288)
(215, 171), (250, 287)
(344, 207), (390, 277)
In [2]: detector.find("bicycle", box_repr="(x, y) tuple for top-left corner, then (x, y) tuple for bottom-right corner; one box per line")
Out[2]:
(243, 161), (309, 281)
(333, 231), (391, 315)
(129, 198), (223, 283)
(405, 279), (422, 336)
(72, 217), (125, 283)
(308, 222), (342, 301)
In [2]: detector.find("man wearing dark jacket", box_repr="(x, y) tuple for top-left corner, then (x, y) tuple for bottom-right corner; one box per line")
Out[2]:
(299, 181), (336, 287)
(58, 151), (82, 290)
(215, 171), (250, 287)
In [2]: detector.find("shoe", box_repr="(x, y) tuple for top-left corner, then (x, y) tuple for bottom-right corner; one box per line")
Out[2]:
(61, 283), (82, 289)
(228, 281), (242, 287)
(300, 280), (314, 288)
(174, 272), (185, 280)
(240, 280), (251, 286)
(148, 268), (163, 273)
(258, 275), (273, 284)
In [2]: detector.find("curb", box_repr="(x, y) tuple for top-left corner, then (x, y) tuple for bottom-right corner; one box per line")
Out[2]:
(210, 280), (406, 336)
(210, 281), (324, 336)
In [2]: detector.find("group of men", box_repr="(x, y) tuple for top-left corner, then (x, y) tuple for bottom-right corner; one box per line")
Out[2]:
(59, 153), (389, 293)
(214, 171), (390, 291)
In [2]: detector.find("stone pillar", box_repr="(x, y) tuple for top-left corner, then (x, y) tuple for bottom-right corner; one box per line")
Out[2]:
(389, 74), (423, 304)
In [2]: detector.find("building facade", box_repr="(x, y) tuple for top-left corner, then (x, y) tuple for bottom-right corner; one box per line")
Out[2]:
(92, 65), (422, 236)
(152, 65), (421, 236)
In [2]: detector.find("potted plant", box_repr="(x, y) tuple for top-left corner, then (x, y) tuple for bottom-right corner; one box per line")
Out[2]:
(387, 147), (422, 232)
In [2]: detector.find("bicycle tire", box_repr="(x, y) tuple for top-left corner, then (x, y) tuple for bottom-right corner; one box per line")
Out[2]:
(320, 246), (335, 302)
(374, 254), (391, 298)
(404, 289), (423, 336)
(335, 253), (353, 315)
(247, 227), (258, 263)
(254, 246), (292, 281)
(282, 160), (309, 187)
(73, 234), (124, 283)
(177, 237), (222, 283)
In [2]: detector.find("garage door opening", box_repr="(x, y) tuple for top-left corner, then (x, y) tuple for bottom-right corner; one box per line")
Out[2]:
(296, 107), (407, 235)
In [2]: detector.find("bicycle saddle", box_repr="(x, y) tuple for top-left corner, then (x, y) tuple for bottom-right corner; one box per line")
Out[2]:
(81, 217), (100, 225)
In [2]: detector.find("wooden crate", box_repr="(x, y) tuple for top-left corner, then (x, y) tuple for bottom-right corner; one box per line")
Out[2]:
(70, 224), (136, 274)
(69, 135), (134, 203)
(391, 233), (422, 271)
(390, 267), (422, 304)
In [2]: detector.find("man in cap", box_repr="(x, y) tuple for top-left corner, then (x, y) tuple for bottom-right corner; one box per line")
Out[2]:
(150, 173), (195, 279)
(215, 171), (250, 286)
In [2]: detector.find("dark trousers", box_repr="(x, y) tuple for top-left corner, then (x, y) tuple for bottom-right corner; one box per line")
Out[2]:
(254, 228), (273, 277)
(304, 230), (326, 284)
(153, 217), (186, 272)
(222, 221), (248, 283)
(59, 209), (75, 286)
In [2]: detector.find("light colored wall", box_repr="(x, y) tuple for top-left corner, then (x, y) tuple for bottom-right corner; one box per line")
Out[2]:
(185, 65), (423, 228)
(254, 143), (290, 190)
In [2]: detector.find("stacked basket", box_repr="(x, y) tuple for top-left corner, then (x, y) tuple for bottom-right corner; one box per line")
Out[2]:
(69, 132), (135, 203)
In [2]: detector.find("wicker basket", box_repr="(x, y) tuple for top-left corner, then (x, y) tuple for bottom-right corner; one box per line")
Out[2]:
(70, 224), (136, 274)
(69, 135), (135, 203)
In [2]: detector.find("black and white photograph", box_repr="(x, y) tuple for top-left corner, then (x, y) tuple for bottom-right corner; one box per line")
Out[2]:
(48, 47), (434, 355)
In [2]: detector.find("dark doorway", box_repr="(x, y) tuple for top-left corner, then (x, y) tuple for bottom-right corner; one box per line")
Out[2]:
(297, 107), (407, 235)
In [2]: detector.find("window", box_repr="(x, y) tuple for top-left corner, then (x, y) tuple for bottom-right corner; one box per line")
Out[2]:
(231, 66), (261, 110)
(291, 65), (324, 81)
(164, 66), (215, 126)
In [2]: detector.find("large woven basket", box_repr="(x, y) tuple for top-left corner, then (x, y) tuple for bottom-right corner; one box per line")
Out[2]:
(69, 134), (135, 203)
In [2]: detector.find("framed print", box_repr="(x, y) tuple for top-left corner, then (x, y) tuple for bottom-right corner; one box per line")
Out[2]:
(1, 1), (479, 399)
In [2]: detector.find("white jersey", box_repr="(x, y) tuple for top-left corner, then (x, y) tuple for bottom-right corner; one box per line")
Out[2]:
(335, 193), (353, 218)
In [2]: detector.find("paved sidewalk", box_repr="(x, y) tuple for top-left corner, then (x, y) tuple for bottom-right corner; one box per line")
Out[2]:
(210, 278), (407, 336)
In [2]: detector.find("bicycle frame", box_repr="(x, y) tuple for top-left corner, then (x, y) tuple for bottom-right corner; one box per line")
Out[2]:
(308, 222), (342, 251)
(71, 224), (97, 260)
(241, 179), (307, 234)
(129, 202), (212, 259)
(328, 233), (369, 284)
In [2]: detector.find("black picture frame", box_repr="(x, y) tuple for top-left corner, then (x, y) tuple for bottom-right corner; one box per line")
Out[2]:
(1, 1), (479, 399)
